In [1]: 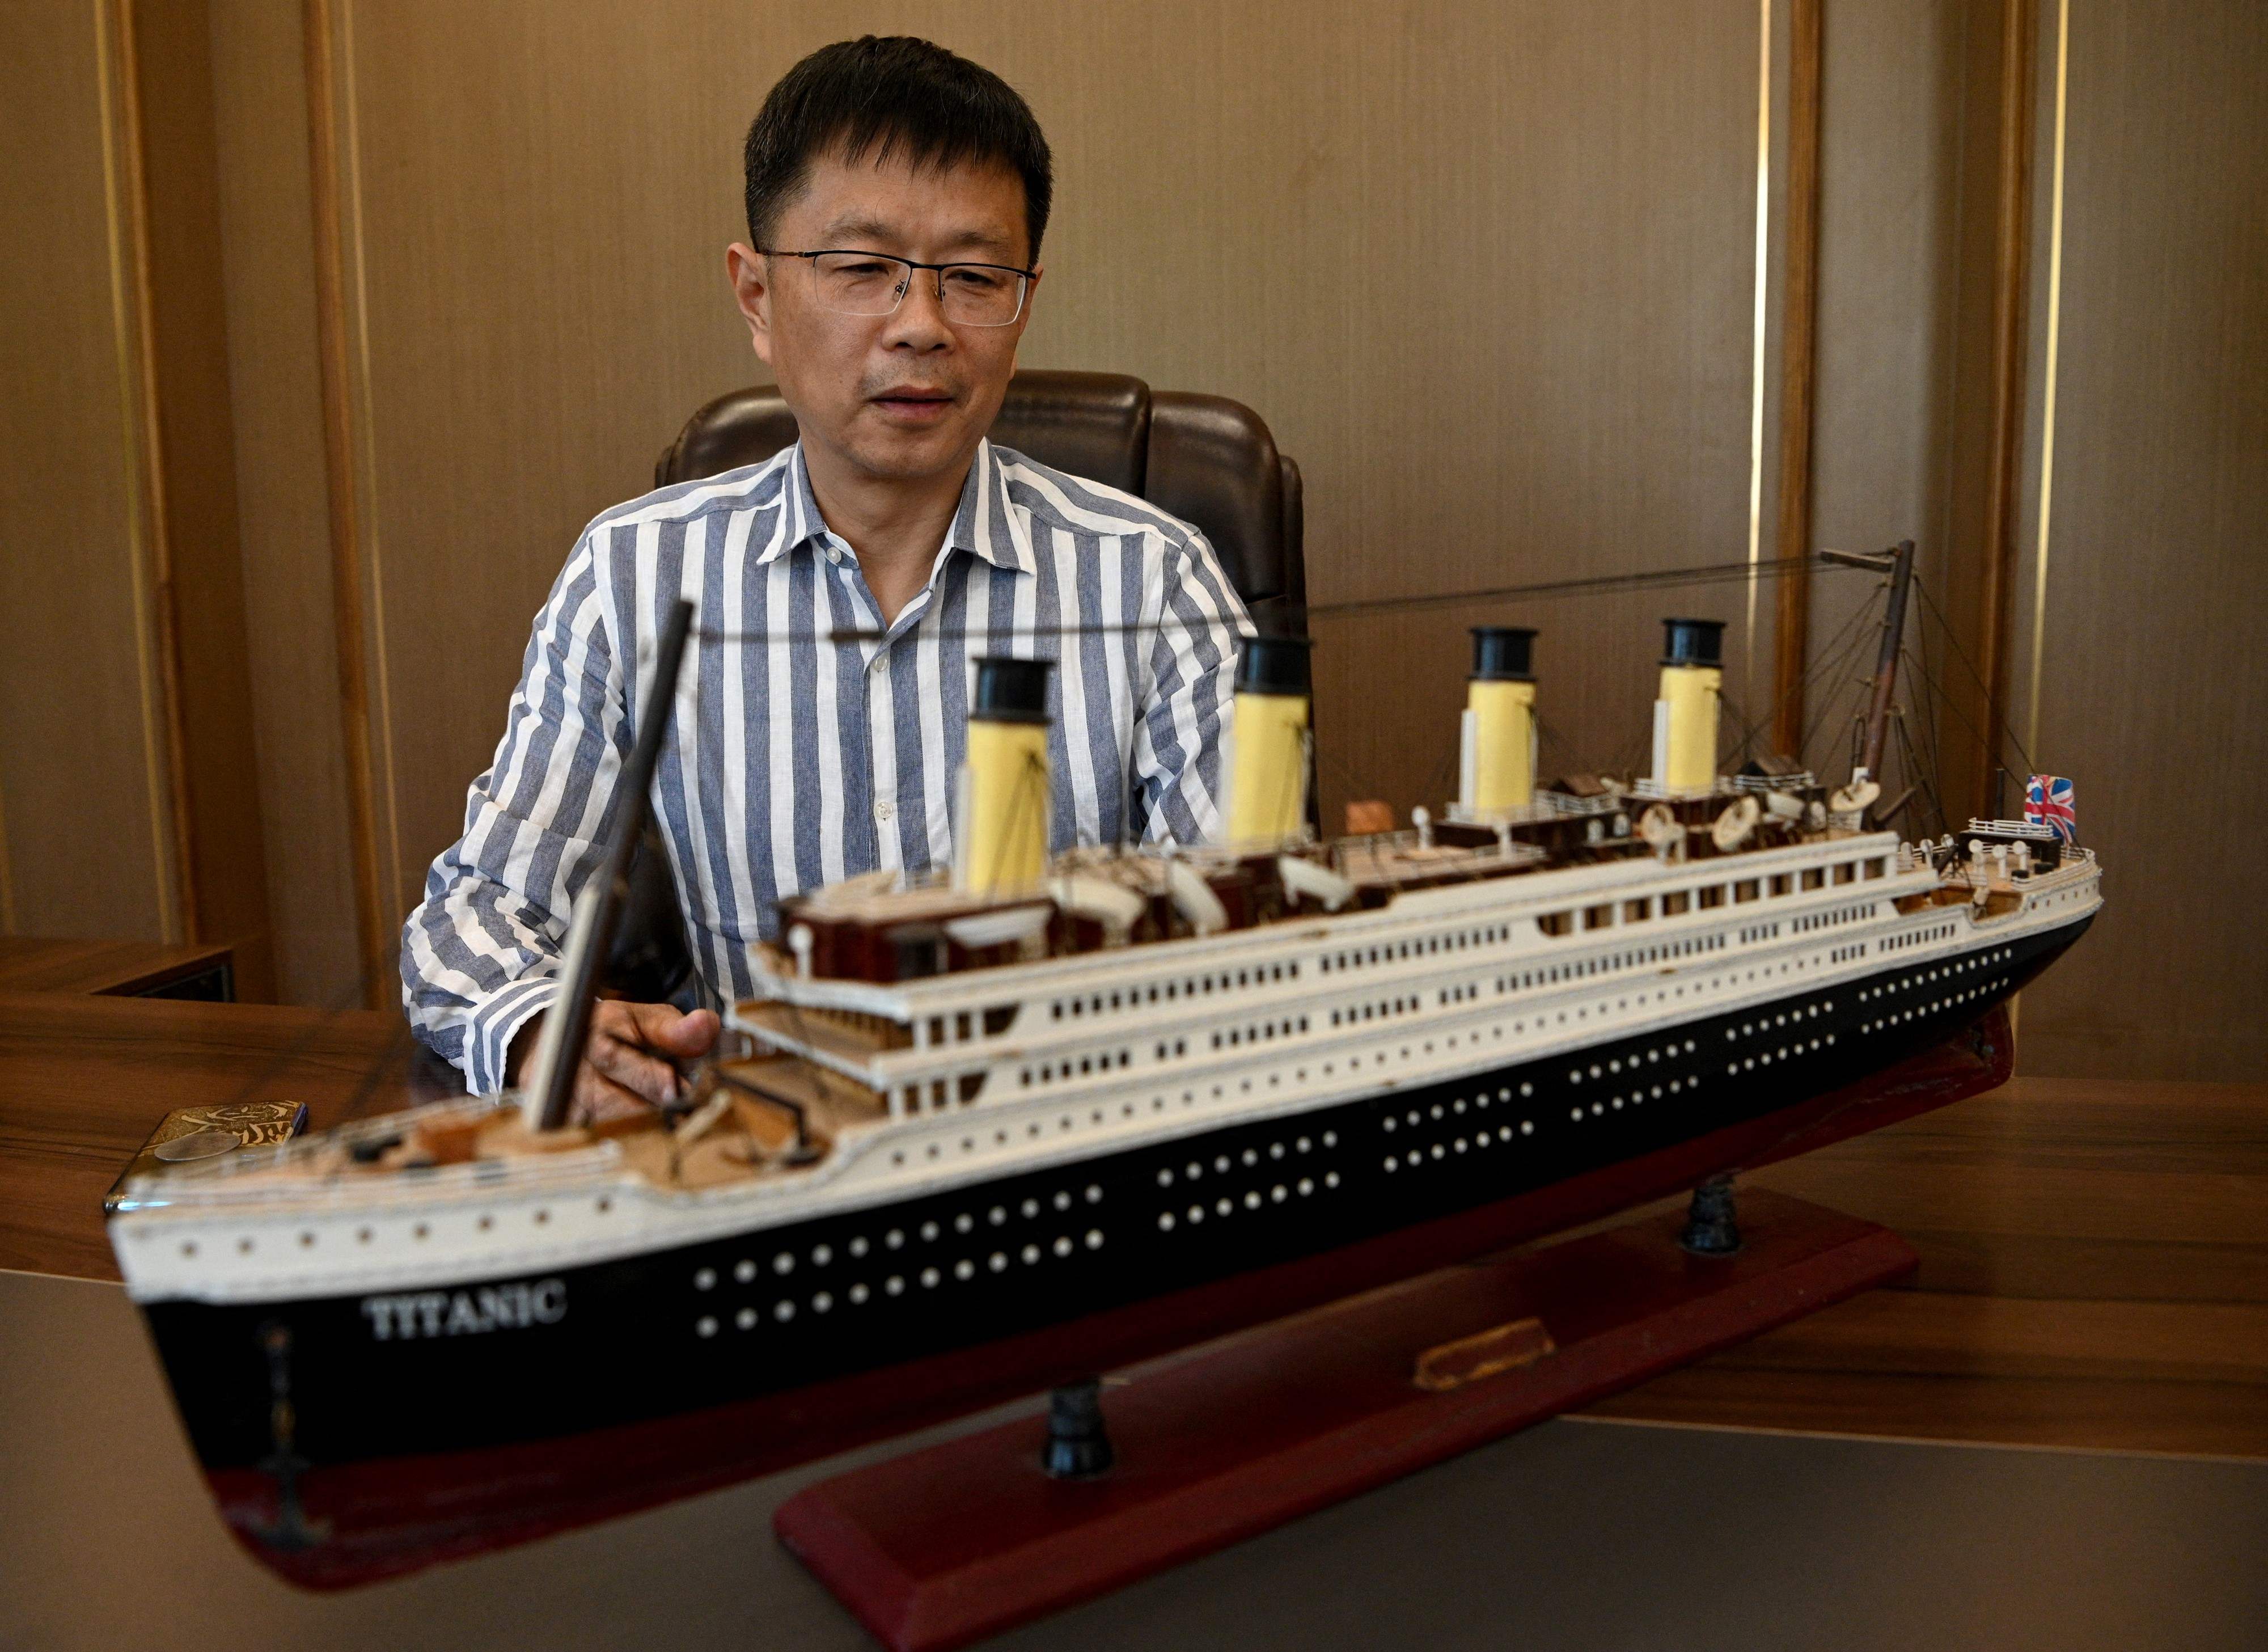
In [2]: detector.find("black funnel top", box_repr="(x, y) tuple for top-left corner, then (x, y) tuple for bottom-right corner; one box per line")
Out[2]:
(1234, 634), (1313, 697)
(1469, 626), (1537, 682)
(1661, 618), (1727, 669)
(971, 656), (1053, 724)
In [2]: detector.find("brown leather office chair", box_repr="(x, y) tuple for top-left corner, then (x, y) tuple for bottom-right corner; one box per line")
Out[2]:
(611, 370), (1308, 1002)
(654, 370), (1305, 623)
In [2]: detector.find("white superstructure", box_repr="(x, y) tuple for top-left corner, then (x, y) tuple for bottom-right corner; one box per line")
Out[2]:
(111, 826), (2100, 1307)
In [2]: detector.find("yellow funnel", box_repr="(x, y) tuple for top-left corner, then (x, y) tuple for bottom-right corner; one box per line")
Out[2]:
(1650, 618), (1725, 794)
(957, 658), (1053, 895)
(1461, 627), (1537, 812)
(1226, 636), (1311, 846)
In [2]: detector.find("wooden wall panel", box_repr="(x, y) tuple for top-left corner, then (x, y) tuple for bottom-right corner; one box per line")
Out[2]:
(322, 0), (1762, 922)
(2007, 1), (2268, 1080)
(1802, 0), (1983, 815)
(129, 0), (275, 998)
(0, 0), (177, 943)
(209, 0), (365, 1008)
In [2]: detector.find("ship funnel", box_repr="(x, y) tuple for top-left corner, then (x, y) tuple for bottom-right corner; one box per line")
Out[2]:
(1650, 618), (1724, 794)
(1458, 626), (1537, 813)
(1226, 635), (1311, 846)
(954, 657), (1053, 896)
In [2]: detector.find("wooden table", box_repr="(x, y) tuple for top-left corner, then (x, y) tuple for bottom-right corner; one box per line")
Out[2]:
(0, 991), (2258, 1459)
(1584, 1077), (2268, 1459)
(0, 935), (236, 998)
(0, 991), (458, 1281)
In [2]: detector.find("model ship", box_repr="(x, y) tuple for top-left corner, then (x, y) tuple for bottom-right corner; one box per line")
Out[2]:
(105, 544), (2100, 1587)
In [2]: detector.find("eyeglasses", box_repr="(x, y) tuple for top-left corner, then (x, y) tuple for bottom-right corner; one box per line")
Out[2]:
(756, 249), (1036, 327)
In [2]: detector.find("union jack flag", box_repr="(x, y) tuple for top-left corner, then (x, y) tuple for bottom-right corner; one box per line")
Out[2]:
(2025, 774), (2076, 840)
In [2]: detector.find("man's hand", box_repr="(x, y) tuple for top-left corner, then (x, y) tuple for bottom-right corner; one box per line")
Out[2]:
(508, 1002), (721, 1126)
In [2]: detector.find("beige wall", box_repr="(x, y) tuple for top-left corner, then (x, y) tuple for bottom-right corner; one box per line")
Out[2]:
(6, 1), (2259, 1079)
(318, 0), (1763, 932)
(210, 0), (361, 1009)
(2004, 1), (2268, 1079)
(0, 0), (179, 943)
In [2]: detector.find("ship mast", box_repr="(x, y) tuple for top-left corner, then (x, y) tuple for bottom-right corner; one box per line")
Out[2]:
(1856, 539), (1916, 786)
(1813, 539), (1914, 805)
(523, 597), (696, 1131)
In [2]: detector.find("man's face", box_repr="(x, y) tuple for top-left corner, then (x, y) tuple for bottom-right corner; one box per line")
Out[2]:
(729, 147), (1036, 486)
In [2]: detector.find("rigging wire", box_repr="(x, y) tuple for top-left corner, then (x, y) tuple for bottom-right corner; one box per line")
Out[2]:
(1912, 577), (2039, 777)
(1797, 594), (1886, 766)
(687, 553), (1855, 649)
(1905, 611), (1958, 831)
(1721, 582), (1880, 767)
(1894, 653), (1954, 839)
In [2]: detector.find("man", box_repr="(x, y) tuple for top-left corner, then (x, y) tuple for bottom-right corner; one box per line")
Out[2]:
(403, 37), (1249, 1122)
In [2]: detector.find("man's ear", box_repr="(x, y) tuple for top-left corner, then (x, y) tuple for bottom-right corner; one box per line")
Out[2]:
(726, 243), (775, 368)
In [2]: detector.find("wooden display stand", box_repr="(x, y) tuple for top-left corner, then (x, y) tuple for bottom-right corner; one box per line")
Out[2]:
(777, 1186), (1916, 1652)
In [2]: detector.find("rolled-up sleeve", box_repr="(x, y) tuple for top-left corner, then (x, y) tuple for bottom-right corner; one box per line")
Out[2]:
(1129, 531), (1252, 846)
(400, 529), (629, 1092)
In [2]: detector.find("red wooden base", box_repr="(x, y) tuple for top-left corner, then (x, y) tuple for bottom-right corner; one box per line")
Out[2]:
(775, 1188), (1918, 1651)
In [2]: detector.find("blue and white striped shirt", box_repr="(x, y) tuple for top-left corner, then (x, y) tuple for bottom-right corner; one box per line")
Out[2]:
(402, 440), (1251, 1093)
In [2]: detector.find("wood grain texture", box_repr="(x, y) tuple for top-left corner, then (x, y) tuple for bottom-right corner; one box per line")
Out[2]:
(1801, 0), (1988, 817)
(2003, 1), (2268, 1080)
(0, 935), (234, 996)
(208, 0), (366, 1010)
(1970, 0), (2036, 817)
(0, 0), (175, 943)
(106, 0), (199, 949)
(775, 1192), (1915, 1652)
(183, 0), (2259, 1085)
(313, 1), (1759, 915)
(126, 0), (277, 998)
(303, 0), (392, 1010)
(1580, 1076), (2268, 1458)
(1769, 0), (1821, 758)
(0, 991), (458, 1282)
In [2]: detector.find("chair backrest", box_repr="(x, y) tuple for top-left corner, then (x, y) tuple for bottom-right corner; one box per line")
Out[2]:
(612, 371), (1309, 1004)
(655, 369), (1305, 624)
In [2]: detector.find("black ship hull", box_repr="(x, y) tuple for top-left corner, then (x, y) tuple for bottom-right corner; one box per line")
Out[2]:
(139, 914), (2085, 1585)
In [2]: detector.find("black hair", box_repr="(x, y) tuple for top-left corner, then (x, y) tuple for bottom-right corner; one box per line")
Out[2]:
(744, 37), (1053, 264)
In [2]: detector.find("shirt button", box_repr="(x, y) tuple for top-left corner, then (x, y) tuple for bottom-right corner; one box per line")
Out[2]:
(874, 800), (895, 823)
(826, 545), (843, 566)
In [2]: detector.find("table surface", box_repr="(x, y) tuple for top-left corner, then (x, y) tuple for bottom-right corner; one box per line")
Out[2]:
(5, 1263), (2262, 1652)
(0, 935), (236, 996)
(1, 990), (2260, 1462)
(0, 991), (459, 1281)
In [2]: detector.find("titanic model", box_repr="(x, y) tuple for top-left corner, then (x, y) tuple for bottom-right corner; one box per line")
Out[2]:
(106, 546), (2100, 1587)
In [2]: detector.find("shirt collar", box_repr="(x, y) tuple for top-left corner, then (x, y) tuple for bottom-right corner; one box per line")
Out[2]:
(755, 438), (1035, 577)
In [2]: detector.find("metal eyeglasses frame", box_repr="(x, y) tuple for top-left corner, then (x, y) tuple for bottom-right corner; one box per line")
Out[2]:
(756, 248), (1038, 327)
